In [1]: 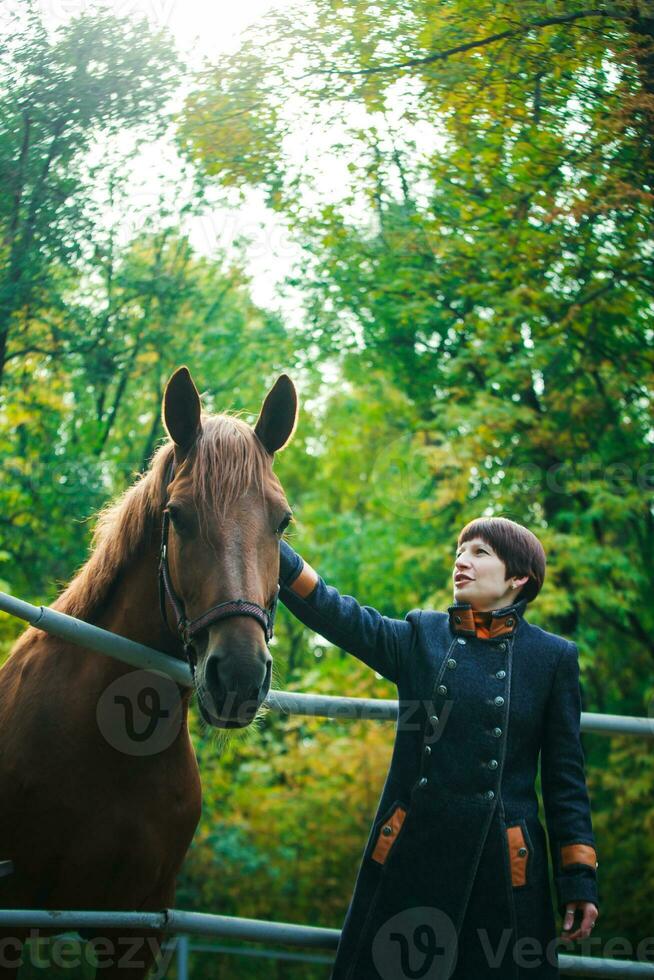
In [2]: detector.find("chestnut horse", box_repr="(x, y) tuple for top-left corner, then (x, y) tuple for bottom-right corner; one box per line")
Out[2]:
(0, 366), (297, 978)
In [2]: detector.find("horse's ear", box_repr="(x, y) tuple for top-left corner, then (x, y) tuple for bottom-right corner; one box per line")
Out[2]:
(254, 374), (298, 455)
(162, 366), (202, 454)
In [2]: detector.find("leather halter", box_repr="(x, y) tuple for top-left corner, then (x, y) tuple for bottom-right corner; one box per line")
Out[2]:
(158, 459), (279, 672)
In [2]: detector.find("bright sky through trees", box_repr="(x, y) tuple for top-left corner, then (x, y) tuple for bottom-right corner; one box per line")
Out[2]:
(36, 0), (292, 62)
(29, 0), (301, 311)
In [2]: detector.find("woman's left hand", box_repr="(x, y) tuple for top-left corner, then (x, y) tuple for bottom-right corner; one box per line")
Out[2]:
(561, 901), (599, 940)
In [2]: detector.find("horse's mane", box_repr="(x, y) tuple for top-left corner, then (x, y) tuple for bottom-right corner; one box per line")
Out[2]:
(52, 412), (278, 623)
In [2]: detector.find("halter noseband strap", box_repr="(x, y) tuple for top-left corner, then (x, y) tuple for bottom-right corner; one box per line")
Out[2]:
(157, 459), (279, 670)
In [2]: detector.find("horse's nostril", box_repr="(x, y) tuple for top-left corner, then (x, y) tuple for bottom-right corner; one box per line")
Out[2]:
(203, 654), (223, 699)
(243, 659), (272, 706)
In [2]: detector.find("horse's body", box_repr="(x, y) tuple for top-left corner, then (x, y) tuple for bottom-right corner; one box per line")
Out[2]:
(0, 545), (201, 978)
(0, 368), (297, 978)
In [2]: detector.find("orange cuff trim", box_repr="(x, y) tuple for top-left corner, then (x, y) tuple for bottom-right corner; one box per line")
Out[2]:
(372, 806), (407, 865)
(561, 843), (597, 869)
(290, 562), (319, 599)
(506, 825), (529, 886)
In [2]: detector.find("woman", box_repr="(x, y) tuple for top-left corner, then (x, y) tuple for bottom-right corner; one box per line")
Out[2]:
(278, 516), (599, 980)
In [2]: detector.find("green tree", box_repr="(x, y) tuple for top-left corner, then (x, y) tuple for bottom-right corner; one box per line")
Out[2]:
(0, 225), (298, 609)
(0, 1), (180, 386)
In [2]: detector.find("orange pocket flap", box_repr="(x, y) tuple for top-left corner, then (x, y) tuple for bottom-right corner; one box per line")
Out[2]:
(506, 824), (529, 887)
(371, 806), (407, 865)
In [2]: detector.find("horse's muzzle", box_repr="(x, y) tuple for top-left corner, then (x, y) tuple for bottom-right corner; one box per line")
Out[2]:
(196, 637), (272, 728)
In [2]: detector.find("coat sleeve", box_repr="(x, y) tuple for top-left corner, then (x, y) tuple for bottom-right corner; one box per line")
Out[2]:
(540, 640), (599, 916)
(278, 539), (414, 685)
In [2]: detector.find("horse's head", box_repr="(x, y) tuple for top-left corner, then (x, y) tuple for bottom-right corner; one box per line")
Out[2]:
(161, 367), (297, 729)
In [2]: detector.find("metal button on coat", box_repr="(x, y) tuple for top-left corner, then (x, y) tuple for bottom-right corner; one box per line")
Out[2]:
(518, 847), (527, 857)
(382, 825), (393, 837)
(499, 642), (507, 651)
(494, 696), (505, 706)
(493, 727), (502, 737)
(424, 745), (431, 756)
(488, 759), (498, 770)
(437, 685), (447, 696)
(430, 715), (439, 725)
(484, 790), (495, 800)
(447, 659), (457, 669)
(418, 777), (428, 788)
(457, 638), (466, 645)
(506, 619), (514, 627)
(496, 670), (506, 679)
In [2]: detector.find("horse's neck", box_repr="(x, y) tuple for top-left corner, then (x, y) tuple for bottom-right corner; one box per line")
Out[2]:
(94, 536), (184, 663)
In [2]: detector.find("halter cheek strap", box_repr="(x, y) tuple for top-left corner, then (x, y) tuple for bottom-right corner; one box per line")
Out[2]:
(157, 462), (279, 672)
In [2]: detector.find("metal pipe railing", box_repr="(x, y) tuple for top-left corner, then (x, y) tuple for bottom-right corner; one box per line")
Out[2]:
(163, 937), (335, 965)
(1, 591), (651, 737)
(0, 912), (652, 977)
(0, 909), (340, 948)
(166, 939), (654, 977)
(563, 957), (654, 977)
(0, 592), (192, 686)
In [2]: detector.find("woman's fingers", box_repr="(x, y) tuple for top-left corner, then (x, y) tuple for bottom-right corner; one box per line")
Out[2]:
(560, 902), (598, 941)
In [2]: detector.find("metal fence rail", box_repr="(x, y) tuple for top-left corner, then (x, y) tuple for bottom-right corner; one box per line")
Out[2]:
(0, 911), (652, 978)
(164, 937), (336, 966)
(1, 590), (651, 736)
(0, 908), (339, 947)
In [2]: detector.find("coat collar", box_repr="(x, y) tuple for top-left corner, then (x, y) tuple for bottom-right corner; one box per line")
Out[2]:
(447, 597), (528, 639)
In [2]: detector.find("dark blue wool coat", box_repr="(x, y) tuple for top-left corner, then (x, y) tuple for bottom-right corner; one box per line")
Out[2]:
(279, 540), (599, 980)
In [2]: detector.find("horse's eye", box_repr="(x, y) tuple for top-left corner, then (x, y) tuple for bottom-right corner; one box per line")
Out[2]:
(276, 513), (292, 536)
(166, 503), (185, 529)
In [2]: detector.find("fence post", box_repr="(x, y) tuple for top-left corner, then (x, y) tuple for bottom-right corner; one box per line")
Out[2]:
(176, 934), (189, 980)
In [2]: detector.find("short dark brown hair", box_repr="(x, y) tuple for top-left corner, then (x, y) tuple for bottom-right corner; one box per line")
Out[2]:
(457, 517), (546, 603)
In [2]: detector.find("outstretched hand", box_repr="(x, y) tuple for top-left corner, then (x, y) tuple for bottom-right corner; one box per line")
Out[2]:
(560, 901), (598, 941)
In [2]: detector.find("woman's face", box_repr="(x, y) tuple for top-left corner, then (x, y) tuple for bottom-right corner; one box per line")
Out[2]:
(453, 536), (528, 611)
